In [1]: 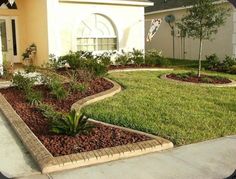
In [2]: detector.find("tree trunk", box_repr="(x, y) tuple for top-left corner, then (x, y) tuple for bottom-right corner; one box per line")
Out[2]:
(198, 38), (203, 77)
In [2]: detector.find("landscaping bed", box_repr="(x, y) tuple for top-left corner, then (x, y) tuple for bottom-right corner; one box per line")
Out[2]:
(166, 72), (232, 84)
(0, 76), (152, 157)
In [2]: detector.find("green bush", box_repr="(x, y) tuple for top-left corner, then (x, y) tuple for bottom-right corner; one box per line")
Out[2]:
(12, 72), (36, 92)
(145, 50), (169, 66)
(85, 58), (108, 77)
(68, 70), (87, 93)
(96, 52), (112, 67)
(205, 54), (221, 70)
(44, 75), (68, 100)
(173, 71), (196, 79)
(130, 49), (144, 65)
(58, 51), (85, 70)
(115, 50), (132, 65)
(229, 65), (236, 74)
(25, 90), (42, 106)
(50, 110), (93, 136)
(201, 77), (214, 83)
(44, 54), (64, 71)
(221, 56), (236, 72)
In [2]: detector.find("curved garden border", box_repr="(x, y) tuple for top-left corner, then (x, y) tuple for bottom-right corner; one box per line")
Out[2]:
(161, 74), (236, 88)
(0, 76), (173, 174)
(109, 67), (173, 73)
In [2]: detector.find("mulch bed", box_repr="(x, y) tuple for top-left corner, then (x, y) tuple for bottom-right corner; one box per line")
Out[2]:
(0, 77), (150, 157)
(166, 74), (232, 84)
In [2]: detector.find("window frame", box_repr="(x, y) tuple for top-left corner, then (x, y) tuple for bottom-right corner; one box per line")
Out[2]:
(76, 14), (118, 52)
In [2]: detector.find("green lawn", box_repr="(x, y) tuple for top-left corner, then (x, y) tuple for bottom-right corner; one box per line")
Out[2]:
(82, 70), (236, 145)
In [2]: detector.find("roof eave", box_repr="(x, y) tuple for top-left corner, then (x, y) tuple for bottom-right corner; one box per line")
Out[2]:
(145, 0), (229, 15)
(59, 0), (154, 7)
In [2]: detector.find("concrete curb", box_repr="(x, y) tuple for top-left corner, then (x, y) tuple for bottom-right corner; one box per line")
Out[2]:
(71, 77), (121, 112)
(160, 74), (236, 88)
(0, 78), (173, 174)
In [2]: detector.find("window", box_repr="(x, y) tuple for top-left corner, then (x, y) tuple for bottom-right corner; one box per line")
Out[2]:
(77, 14), (117, 51)
(0, 20), (7, 52)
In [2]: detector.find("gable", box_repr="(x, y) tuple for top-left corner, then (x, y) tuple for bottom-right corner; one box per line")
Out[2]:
(0, 0), (17, 9)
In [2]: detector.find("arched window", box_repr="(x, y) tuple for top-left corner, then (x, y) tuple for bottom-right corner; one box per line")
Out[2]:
(77, 14), (117, 51)
(0, 0), (17, 9)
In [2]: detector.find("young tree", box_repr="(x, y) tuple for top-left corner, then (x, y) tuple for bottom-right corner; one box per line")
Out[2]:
(178, 0), (230, 77)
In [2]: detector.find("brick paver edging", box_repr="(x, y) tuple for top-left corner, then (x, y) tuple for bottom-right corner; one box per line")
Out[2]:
(0, 78), (173, 174)
(161, 74), (236, 87)
(109, 68), (173, 73)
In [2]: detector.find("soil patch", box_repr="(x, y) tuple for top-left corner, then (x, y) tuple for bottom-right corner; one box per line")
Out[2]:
(166, 73), (232, 84)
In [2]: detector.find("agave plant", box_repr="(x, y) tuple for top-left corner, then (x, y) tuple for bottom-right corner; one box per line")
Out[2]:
(51, 110), (93, 136)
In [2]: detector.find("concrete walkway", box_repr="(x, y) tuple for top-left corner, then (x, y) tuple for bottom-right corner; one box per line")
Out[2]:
(15, 135), (236, 179)
(0, 113), (40, 178)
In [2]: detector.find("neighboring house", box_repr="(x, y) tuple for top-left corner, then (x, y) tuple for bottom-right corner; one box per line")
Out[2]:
(145, 0), (236, 60)
(0, 0), (153, 66)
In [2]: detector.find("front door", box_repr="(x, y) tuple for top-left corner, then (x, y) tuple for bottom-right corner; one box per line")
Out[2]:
(0, 16), (19, 64)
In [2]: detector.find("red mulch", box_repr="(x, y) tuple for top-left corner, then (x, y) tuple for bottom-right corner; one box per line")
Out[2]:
(0, 77), (150, 157)
(166, 74), (232, 84)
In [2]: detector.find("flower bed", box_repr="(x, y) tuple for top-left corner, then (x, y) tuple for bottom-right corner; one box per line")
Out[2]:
(0, 74), (152, 157)
(166, 72), (232, 84)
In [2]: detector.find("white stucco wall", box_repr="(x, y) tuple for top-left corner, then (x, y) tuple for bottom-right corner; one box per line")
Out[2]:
(233, 9), (236, 57)
(47, 0), (145, 56)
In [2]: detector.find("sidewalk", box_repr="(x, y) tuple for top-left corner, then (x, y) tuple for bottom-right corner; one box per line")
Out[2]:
(0, 113), (40, 178)
(16, 135), (236, 179)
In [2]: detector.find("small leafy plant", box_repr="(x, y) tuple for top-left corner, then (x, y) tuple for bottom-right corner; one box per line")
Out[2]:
(38, 103), (63, 121)
(25, 90), (42, 106)
(115, 50), (132, 66)
(50, 110), (93, 136)
(12, 72), (36, 92)
(43, 75), (68, 100)
(205, 54), (220, 71)
(130, 49), (144, 65)
(85, 58), (108, 77)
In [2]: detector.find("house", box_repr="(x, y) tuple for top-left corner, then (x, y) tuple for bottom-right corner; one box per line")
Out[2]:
(145, 0), (236, 60)
(0, 0), (153, 67)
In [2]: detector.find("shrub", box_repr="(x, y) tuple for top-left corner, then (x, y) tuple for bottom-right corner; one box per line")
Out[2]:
(205, 54), (220, 70)
(25, 90), (42, 106)
(96, 52), (112, 67)
(76, 70), (93, 83)
(58, 51), (85, 70)
(145, 50), (168, 66)
(201, 77), (214, 83)
(115, 50), (132, 65)
(229, 65), (236, 74)
(68, 70), (87, 93)
(50, 110), (93, 136)
(173, 71), (196, 79)
(130, 49), (144, 65)
(44, 54), (64, 71)
(12, 72), (36, 92)
(221, 56), (236, 72)
(44, 75), (68, 100)
(85, 58), (108, 77)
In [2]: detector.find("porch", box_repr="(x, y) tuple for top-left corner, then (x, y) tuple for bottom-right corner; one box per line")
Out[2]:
(0, 0), (49, 70)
